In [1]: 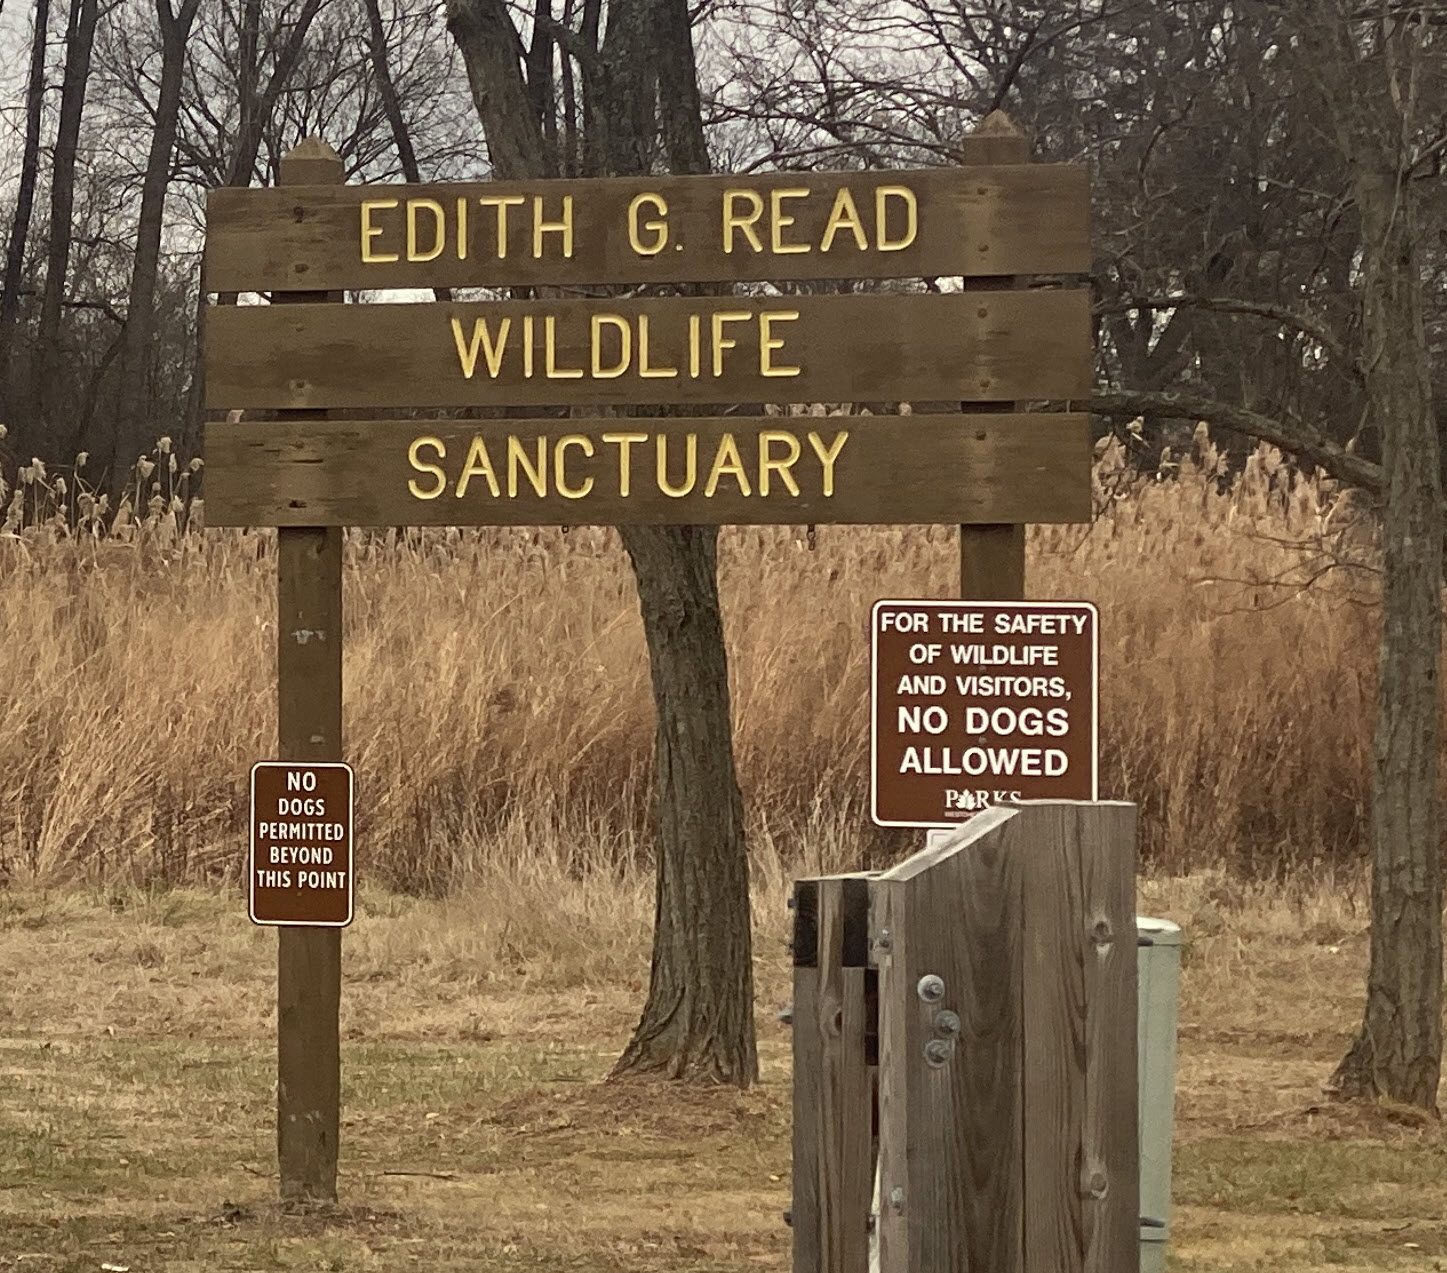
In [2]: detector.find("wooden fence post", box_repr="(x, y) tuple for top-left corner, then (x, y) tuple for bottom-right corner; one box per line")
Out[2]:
(1021, 802), (1140, 1273)
(870, 803), (1138, 1273)
(274, 138), (345, 1204)
(872, 808), (1025, 1273)
(792, 872), (876, 1273)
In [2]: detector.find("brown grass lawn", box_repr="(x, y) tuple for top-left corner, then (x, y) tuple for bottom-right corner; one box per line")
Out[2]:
(2, 869), (1446, 1273)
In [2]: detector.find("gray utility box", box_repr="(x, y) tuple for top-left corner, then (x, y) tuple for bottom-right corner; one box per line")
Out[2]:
(1137, 917), (1183, 1273)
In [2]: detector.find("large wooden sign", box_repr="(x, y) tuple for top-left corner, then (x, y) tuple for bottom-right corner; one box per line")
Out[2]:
(203, 413), (1092, 527)
(203, 162), (1094, 528)
(206, 132), (1096, 1208)
(871, 600), (1098, 827)
(205, 290), (1090, 412)
(204, 165), (1089, 292)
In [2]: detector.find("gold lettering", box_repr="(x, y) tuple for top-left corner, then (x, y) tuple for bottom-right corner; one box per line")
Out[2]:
(456, 197), (468, 259)
(821, 187), (868, 251)
(555, 435), (595, 499)
(705, 433), (751, 497)
(758, 430), (802, 497)
(601, 431), (648, 496)
(771, 188), (811, 254)
(407, 436), (446, 499)
(407, 198), (445, 262)
(508, 435), (547, 497)
(450, 317), (511, 380)
(533, 195), (575, 258)
(722, 189), (765, 253)
(876, 186), (918, 251)
(688, 314), (702, 378)
(456, 436), (500, 498)
(478, 194), (525, 257)
(656, 434), (698, 497)
(522, 314), (535, 378)
(638, 314), (678, 378)
(759, 311), (801, 377)
(711, 311), (751, 377)
(591, 314), (632, 378)
(808, 430), (850, 497)
(628, 193), (669, 255)
(360, 199), (399, 263)
(544, 316), (585, 379)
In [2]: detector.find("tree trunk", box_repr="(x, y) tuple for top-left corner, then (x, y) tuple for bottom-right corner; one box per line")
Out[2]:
(603, 0), (757, 1087)
(0, 0), (51, 458)
(363, 0), (422, 180)
(106, 0), (202, 494)
(1300, 4), (1444, 1112)
(444, 0), (758, 1085)
(610, 523), (757, 1083)
(34, 0), (100, 458)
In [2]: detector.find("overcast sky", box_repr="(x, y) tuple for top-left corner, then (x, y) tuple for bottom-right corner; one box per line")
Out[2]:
(1, 5), (31, 195)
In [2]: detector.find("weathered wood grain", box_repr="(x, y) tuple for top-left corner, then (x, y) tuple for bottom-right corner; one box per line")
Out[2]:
(201, 413), (1092, 528)
(203, 164), (1090, 293)
(819, 877), (874, 1273)
(1020, 803), (1089, 1272)
(793, 879), (823, 1273)
(1078, 804), (1140, 1273)
(793, 875), (875, 1273)
(1018, 801), (1139, 1273)
(873, 806), (1025, 1273)
(203, 290), (1093, 411)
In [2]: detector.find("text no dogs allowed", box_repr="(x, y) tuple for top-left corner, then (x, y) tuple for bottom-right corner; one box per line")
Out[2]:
(870, 601), (1098, 827)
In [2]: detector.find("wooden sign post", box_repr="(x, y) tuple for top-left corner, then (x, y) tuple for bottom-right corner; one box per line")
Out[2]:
(274, 139), (344, 1205)
(959, 114), (1032, 600)
(201, 117), (1095, 1209)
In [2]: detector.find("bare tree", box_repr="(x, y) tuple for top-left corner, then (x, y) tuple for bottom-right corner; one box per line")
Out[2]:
(361, 0), (453, 300)
(105, 0), (203, 490)
(0, 0), (50, 455)
(33, 0), (101, 456)
(1294, 0), (1444, 1111)
(445, 0), (759, 1085)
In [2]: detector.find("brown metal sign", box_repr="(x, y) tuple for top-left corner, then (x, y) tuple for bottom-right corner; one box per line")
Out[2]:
(871, 601), (1097, 827)
(249, 762), (354, 926)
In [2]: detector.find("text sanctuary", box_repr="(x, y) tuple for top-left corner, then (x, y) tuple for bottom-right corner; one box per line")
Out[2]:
(406, 429), (851, 503)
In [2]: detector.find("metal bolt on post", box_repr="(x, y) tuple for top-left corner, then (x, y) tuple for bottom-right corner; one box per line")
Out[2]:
(917, 973), (945, 1002)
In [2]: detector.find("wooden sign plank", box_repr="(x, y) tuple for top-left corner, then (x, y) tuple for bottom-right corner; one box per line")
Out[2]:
(201, 413), (1092, 528)
(203, 165), (1090, 293)
(204, 290), (1092, 412)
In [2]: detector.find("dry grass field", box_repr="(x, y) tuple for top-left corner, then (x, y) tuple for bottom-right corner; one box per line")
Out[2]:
(0, 432), (1380, 888)
(0, 432), (1432, 1271)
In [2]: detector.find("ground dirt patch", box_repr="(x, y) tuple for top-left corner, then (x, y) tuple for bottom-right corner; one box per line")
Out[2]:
(1, 875), (1442, 1272)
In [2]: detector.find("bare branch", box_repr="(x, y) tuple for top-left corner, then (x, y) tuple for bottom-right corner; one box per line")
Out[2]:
(1091, 388), (1384, 494)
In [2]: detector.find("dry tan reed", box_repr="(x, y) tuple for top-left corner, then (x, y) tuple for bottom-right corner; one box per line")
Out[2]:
(0, 429), (1382, 889)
